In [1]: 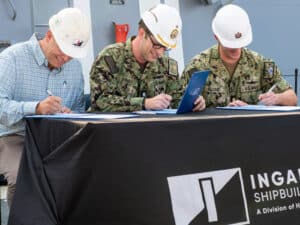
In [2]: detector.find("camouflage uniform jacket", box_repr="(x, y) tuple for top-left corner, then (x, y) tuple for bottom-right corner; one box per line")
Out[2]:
(181, 45), (291, 107)
(90, 37), (181, 112)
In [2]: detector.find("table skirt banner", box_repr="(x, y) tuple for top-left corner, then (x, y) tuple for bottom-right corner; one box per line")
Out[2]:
(8, 115), (300, 225)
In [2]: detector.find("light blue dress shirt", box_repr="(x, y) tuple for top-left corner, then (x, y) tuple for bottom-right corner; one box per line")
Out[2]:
(0, 33), (85, 136)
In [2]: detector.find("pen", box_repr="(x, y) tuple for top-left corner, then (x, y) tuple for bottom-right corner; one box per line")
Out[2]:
(46, 89), (64, 113)
(46, 89), (53, 96)
(267, 84), (277, 93)
(257, 84), (277, 105)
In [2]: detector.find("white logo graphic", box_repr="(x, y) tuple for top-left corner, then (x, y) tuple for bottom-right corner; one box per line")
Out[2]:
(167, 168), (249, 225)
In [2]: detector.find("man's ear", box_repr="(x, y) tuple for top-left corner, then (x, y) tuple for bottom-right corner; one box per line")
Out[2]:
(138, 27), (146, 39)
(44, 30), (53, 42)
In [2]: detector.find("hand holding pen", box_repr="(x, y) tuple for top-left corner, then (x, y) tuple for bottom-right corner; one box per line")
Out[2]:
(144, 93), (172, 110)
(48, 89), (72, 113)
(35, 90), (70, 114)
(258, 84), (277, 106)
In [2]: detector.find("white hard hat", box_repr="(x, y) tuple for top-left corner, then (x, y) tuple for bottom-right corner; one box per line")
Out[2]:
(212, 4), (252, 48)
(49, 8), (90, 58)
(141, 4), (182, 49)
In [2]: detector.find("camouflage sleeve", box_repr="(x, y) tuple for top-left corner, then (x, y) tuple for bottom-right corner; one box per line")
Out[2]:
(90, 46), (143, 112)
(261, 59), (292, 93)
(180, 53), (209, 94)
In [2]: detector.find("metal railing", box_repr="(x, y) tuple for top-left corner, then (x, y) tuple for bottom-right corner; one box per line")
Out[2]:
(283, 68), (298, 95)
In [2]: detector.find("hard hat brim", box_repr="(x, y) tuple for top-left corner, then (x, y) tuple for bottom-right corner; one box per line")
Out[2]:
(142, 11), (177, 49)
(54, 35), (89, 58)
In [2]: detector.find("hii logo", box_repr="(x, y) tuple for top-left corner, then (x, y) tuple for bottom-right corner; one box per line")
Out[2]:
(167, 168), (249, 225)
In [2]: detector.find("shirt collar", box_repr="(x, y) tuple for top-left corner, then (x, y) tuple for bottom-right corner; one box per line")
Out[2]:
(30, 33), (46, 67)
(124, 37), (135, 58)
(210, 44), (245, 63)
(30, 33), (62, 72)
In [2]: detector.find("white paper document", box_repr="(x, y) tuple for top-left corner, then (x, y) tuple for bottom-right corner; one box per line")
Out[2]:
(26, 113), (138, 120)
(217, 105), (300, 112)
(134, 109), (178, 115)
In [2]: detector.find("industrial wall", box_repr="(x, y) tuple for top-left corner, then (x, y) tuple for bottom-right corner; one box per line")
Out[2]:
(0, 0), (299, 96)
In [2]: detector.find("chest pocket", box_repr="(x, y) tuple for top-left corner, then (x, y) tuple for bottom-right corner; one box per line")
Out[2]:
(240, 79), (261, 104)
(240, 81), (260, 92)
(146, 74), (166, 96)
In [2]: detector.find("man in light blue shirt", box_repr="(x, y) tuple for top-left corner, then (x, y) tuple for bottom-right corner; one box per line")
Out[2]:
(0, 8), (91, 206)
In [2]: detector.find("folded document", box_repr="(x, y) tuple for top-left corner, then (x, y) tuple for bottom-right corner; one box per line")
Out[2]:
(134, 109), (178, 115)
(217, 105), (300, 112)
(26, 113), (138, 120)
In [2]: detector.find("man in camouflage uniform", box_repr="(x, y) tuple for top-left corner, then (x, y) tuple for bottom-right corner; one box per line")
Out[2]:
(182, 4), (297, 107)
(90, 4), (206, 112)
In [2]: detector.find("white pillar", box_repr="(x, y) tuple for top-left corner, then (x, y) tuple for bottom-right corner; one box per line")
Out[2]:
(164, 0), (184, 75)
(73, 0), (95, 94)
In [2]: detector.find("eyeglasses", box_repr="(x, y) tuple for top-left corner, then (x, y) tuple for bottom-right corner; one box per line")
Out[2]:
(149, 36), (169, 51)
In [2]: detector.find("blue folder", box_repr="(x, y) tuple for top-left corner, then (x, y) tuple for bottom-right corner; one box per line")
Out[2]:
(176, 70), (210, 114)
(135, 70), (210, 115)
